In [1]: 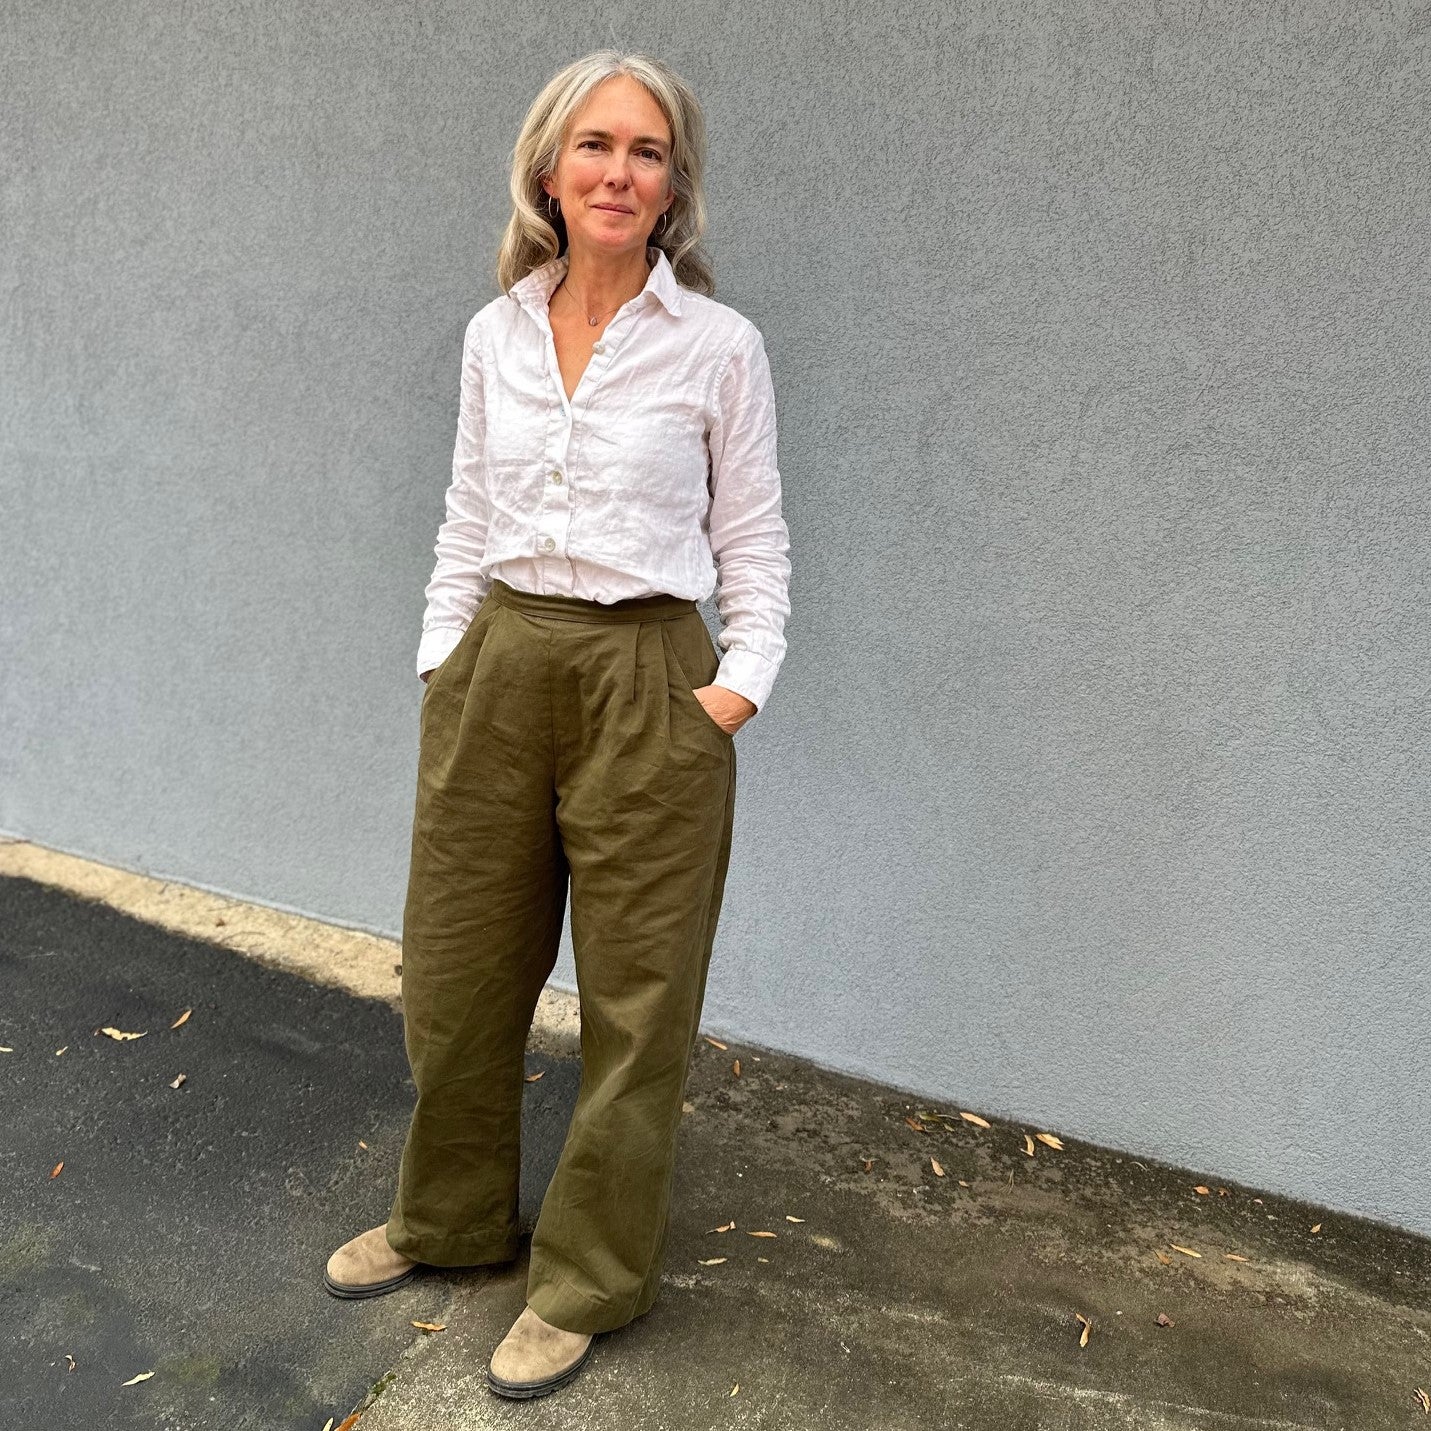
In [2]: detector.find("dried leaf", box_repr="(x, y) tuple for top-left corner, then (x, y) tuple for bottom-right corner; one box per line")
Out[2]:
(1310, 1223), (1322, 1234)
(1415, 1387), (1430, 1413)
(861, 1159), (875, 1172)
(50, 1161), (63, 1179)
(732, 1059), (741, 1078)
(682, 1101), (695, 1114)
(747, 1230), (777, 1238)
(171, 1009), (192, 1029)
(1154, 1250), (1172, 1265)
(1034, 1132), (1064, 1149)
(1194, 1185), (1210, 1195)
(335, 1416), (362, 1431)
(119, 1371), (154, 1386)
(56, 1047), (68, 1056)
(959, 1111), (991, 1129)
(358, 1140), (367, 1149)
(958, 1180), (969, 1188)
(411, 1320), (445, 1332)
(0, 1046), (12, 1054)
(757, 1256), (769, 1263)
(931, 1157), (945, 1177)
(1217, 1187), (1230, 1196)
(904, 1116), (926, 1133)
(100, 1028), (147, 1041)
(65, 1354), (76, 1371)
(524, 1071), (545, 1082)
(1075, 1312), (1091, 1347)
(1170, 1244), (1202, 1258)
(322, 1421), (334, 1431)
(1155, 1312), (1174, 1328)
(703, 1035), (728, 1050)
(1023, 1134), (1035, 1157)
(1224, 1253), (1249, 1263)
(708, 1220), (735, 1233)
(785, 1215), (805, 1222)
(729, 1383), (739, 1396)
(169, 1073), (186, 1089)
(697, 1257), (727, 1266)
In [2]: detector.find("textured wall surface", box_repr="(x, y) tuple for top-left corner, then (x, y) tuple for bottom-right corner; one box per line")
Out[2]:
(3, 2), (1428, 1233)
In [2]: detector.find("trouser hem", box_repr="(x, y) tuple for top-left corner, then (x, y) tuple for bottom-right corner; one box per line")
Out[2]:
(385, 1224), (522, 1268)
(525, 1265), (659, 1336)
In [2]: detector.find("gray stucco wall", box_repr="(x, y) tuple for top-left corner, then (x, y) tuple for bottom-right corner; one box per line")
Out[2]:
(4, 2), (1428, 1234)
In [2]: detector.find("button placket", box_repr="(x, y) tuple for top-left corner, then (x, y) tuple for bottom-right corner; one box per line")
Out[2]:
(537, 394), (574, 568)
(528, 287), (646, 578)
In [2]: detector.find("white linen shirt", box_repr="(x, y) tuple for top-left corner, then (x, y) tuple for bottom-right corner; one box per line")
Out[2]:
(416, 245), (791, 713)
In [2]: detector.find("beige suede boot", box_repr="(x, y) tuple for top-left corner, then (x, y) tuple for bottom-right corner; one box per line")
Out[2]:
(485, 1305), (596, 1399)
(323, 1224), (419, 1299)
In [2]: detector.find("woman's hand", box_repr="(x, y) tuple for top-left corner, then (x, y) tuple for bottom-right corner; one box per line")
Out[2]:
(694, 684), (758, 735)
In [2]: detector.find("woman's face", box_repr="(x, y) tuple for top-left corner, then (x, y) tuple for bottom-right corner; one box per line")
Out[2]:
(542, 75), (674, 261)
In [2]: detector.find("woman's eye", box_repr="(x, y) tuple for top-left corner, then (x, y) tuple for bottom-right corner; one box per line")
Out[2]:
(576, 139), (663, 161)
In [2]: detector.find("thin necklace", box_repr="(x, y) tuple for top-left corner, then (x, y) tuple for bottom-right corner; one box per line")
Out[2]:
(552, 279), (626, 327)
(554, 261), (652, 327)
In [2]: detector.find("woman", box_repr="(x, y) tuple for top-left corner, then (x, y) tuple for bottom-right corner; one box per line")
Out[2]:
(323, 51), (791, 1401)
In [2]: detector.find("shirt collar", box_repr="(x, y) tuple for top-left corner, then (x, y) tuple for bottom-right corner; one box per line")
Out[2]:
(509, 244), (684, 322)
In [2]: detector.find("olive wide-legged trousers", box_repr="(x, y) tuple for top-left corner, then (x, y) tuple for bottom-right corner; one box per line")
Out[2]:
(384, 577), (738, 1335)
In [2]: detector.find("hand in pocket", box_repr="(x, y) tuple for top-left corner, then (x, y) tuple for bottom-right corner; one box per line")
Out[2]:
(692, 684), (757, 736)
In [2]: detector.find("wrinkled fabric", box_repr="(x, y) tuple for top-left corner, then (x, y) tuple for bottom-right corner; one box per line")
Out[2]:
(386, 579), (736, 1334)
(416, 245), (791, 713)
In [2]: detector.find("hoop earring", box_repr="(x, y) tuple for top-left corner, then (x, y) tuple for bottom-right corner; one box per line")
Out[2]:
(656, 210), (668, 235)
(545, 194), (560, 220)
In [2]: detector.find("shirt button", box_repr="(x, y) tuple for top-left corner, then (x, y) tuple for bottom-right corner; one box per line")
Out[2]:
(540, 536), (556, 552)
(592, 342), (604, 353)
(549, 469), (563, 483)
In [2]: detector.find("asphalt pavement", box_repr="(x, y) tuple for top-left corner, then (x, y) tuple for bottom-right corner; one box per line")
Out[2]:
(0, 871), (570, 1429)
(4, 868), (1431, 1431)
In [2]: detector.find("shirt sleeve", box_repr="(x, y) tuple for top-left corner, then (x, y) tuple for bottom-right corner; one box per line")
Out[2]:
(417, 314), (492, 678)
(705, 321), (792, 714)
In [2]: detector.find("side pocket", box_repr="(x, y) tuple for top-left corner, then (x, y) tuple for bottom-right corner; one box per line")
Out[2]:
(420, 594), (494, 712)
(659, 620), (732, 740)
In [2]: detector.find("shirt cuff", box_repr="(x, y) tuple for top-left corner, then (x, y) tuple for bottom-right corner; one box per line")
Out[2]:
(417, 624), (467, 679)
(713, 647), (780, 714)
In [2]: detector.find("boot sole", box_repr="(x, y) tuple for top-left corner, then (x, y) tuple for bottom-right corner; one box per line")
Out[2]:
(322, 1264), (420, 1299)
(485, 1337), (596, 1399)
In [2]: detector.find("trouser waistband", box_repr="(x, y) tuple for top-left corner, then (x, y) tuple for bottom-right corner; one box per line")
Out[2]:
(487, 577), (698, 624)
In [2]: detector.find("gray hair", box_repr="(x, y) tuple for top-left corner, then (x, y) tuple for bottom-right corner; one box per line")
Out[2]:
(496, 51), (714, 297)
